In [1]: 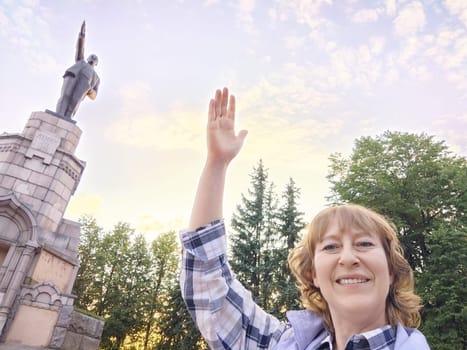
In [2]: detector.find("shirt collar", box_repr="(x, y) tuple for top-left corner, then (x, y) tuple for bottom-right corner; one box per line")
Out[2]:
(316, 334), (332, 349)
(316, 325), (396, 350)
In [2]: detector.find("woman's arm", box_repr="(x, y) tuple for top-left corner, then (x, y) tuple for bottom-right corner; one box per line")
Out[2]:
(188, 87), (248, 230)
(181, 88), (285, 349)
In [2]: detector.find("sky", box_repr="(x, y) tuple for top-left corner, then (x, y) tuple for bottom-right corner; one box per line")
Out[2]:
(0, 0), (466, 240)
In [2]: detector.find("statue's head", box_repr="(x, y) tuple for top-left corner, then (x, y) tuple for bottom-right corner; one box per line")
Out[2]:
(87, 54), (99, 66)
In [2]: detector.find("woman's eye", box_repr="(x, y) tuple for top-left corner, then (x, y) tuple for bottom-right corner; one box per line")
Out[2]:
(323, 244), (338, 251)
(357, 241), (374, 247)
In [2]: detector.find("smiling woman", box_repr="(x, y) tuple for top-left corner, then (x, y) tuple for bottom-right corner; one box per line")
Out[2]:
(180, 88), (431, 350)
(289, 205), (423, 349)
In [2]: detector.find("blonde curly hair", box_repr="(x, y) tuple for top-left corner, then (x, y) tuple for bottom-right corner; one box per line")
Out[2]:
(288, 204), (422, 333)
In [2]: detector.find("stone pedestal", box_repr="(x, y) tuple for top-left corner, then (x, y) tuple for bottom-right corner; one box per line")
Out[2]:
(0, 111), (103, 349)
(0, 111), (85, 234)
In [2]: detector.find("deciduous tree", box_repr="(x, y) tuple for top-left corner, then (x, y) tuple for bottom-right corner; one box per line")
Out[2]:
(327, 131), (466, 271)
(417, 222), (466, 350)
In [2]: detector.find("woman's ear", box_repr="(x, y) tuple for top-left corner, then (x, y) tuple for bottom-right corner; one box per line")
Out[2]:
(312, 269), (320, 288)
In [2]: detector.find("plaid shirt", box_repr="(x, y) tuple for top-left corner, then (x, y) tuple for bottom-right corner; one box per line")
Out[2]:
(180, 221), (398, 350)
(317, 326), (396, 349)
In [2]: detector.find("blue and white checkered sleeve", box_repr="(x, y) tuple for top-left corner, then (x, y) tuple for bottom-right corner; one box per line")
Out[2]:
(180, 220), (285, 349)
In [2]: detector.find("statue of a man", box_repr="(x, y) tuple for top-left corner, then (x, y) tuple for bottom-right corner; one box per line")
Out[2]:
(56, 21), (100, 119)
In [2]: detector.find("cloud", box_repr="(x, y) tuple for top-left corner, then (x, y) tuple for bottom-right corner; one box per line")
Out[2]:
(352, 8), (381, 23)
(118, 81), (153, 109)
(107, 83), (205, 150)
(429, 113), (467, 155)
(238, 68), (338, 118)
(446, 67), (467, 99)
(284, 35), (306, 50)
(270, 0), (332, 29)
(398, 34), (423, 64)
(241, 114), (343, 165)
(322, 43), (385, 90)
(369, 36), (385, 55)
(385, 0), (397, 16)
(235, 78), (343, 167)
(203, 0), (220, 6)
(404, 27), (467, 86)
(448, 34), (467, 69)
(0, 1), (58, 74)
(393, 1), (426, 36)
(236, 0), (257, 34)
(105, 71), (344, 189)
(106, 110), (204, 150)
(444, 0), (467, 28)
(102, 72), (347, 231)
(0, 8), (8, 35)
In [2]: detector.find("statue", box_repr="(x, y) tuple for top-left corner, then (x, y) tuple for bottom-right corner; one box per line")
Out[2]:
(56, 21), (100, 119)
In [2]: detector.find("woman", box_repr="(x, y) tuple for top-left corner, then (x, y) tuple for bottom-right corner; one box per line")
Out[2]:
(180, 87), (430, 349)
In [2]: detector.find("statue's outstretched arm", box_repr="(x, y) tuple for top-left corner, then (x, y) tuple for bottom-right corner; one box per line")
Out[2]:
(75, 21), (85, 62)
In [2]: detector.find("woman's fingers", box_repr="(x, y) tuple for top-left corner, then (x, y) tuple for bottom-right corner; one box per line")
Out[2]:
(208, 99), (215, 122)
(227, 95), (235, 120)
(215, 89), (222, 118)
(210, 87), (236, 123)
(221, 87), (228, 117)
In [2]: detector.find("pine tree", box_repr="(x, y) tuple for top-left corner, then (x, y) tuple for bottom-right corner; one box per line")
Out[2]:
(259, 182), (279, 310)
(230, 160), (279, 309)
(272, 178), (305, 316)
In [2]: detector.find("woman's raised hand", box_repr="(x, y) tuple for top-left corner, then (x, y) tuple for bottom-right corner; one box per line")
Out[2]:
(207, 87), (248, 165)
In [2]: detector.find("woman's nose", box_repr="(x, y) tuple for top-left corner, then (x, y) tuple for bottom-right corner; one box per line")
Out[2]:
(338, 245), (359, 265)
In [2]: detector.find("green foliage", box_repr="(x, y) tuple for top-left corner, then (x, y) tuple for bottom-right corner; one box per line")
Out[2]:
(74, 220), (182, 350)
(417, 222), (467, 350)
(273, 178), (306, 314)
(231, 159), (276, 302)
(327, 131), (466, 271)
(140, 231), (180, 350)
(230, 160), (305, 318)
(154, 283), (207, 350)
(73, 216), (103, 310)
(95, 223), (151, 349)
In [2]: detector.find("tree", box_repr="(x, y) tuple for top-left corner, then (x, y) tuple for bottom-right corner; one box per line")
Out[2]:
(98, 223), (143, 349)
(230, 160), (279, 309)
(73, 220), (155, 350)
(272, 178), (305, 315)
(327, 131), (466, 271)
(417, 222), (466, 350)
(140, 231), (179, 350)
(117, 234), (153, 346)
(230, 162), (308, 318)
(73, 216), (103, 310)
(155, 283), (208, 350)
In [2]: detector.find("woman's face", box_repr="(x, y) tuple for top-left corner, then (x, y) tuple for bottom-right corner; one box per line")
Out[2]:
(312, 220), (392, 328)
